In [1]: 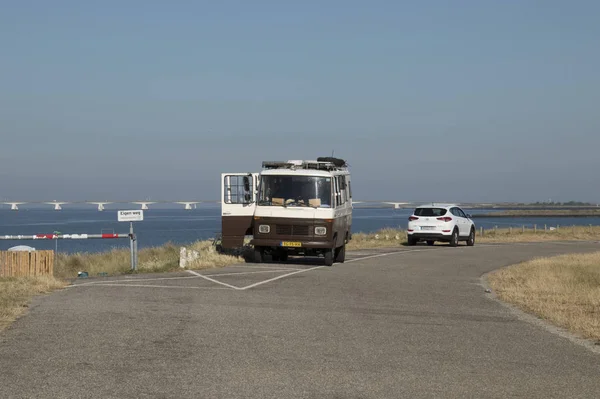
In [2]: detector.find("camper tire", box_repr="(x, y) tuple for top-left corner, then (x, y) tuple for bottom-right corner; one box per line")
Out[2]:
(253, 247), (264, 263)
(324, 249), (334, 266)
(272, 249), (288, 263)
(334, 243), (345, 263)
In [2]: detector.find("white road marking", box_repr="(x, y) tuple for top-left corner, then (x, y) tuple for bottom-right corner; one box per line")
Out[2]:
(74, 283), (230, 290)
(205, 269), (298, 277)
(238, 266), (324, 290)
(71, 275), (201, 287)
(186, 269), (243, 290)
(344, 249), (424, 263)
(67, 242), (597, 292)
(221, 264), (303, 270)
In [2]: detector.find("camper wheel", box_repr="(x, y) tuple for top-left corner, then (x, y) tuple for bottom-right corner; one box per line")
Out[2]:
(324, 249), (334, 266)
(279, 250), (288, 262)
(334, 243), (346, 263)
(253, 247), (264, 263)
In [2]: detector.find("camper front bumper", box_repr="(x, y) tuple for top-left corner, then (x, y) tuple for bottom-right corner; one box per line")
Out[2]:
(251, 217), (337, 250)
(250, 238), (334, 249)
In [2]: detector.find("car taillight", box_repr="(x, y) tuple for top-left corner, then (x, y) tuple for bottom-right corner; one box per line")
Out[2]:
(437, 217), (452, 222)
(408, 216), (419, 221)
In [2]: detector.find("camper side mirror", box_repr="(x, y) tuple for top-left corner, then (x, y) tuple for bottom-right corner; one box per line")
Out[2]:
(243, 175), (253, 203)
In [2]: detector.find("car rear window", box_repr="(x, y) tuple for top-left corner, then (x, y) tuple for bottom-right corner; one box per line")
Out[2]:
(414, 208), (447, 217)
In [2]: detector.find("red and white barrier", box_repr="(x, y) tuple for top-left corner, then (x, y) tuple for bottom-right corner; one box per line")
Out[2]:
(1, 232), (137, 271)
(0, 233), (130, 240)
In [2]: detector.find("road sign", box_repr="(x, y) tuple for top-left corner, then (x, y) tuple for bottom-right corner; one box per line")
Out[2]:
(117, 210), (144, 222)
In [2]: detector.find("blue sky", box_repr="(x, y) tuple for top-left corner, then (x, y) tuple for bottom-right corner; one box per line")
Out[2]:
(1, 0), (598, 203)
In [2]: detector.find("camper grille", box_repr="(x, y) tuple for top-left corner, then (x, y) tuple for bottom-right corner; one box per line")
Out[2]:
(276, 224), (309, 236)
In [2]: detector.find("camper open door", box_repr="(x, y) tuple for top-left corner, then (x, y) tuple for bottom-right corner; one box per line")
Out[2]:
(221, 172), (259, 249)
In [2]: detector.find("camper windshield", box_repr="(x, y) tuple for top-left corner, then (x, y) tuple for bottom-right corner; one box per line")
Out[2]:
(258, 175), (332, 208)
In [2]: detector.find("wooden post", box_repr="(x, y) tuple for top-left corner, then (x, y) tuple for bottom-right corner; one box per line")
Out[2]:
(480, 226), (483, 236)
(545, 224), (547, 232)
(534, 224), (537, 233)
(522, 225), (525, 233)
(509, 226), (512, 234)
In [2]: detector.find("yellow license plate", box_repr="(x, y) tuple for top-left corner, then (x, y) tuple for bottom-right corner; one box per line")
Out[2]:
(281, 241), (302, 247)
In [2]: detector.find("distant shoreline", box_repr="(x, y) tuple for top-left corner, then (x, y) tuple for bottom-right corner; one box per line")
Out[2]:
(472, 210), (600, 218)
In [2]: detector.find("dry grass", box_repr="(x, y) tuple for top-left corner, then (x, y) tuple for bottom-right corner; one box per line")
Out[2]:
(3, 227), (600, 333)
(55, 240), (244, 279)
(1, 242), (243, 332)
(351, 226), (600, 247)
(477, 225), (600, 243)
(0, 276), (68, 331)
(53, 226), (600, 279)
(347, 228), (407, 250)
(477, 209), (600, 217)
(48, 226), (600, 279)
(487, 252), (600, 341)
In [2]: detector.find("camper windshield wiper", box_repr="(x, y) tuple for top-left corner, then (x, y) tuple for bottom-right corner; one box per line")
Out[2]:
(287, 199), (318, 208)
(257, 199), (286, 207)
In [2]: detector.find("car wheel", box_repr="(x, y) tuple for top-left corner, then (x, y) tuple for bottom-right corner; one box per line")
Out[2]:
(449, 229), (459, 247)
(467, 228), (475, 246)
(427, 240), (435, 246)
(407, 237), (417, 246)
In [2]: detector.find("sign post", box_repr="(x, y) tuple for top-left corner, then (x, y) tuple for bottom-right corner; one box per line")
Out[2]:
(118, 210), (144, 271)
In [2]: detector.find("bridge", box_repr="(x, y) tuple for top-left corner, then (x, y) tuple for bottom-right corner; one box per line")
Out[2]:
(0, 200), (528, 211)
(0, 200), (431, 211)
(1, 200), (213, 211)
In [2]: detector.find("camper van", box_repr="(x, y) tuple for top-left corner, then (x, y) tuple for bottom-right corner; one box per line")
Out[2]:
(220, 157), (353, 266)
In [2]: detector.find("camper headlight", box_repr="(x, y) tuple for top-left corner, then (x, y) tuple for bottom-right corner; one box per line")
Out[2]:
(258, 224), (270, 234)
(314, 226), (327, 235)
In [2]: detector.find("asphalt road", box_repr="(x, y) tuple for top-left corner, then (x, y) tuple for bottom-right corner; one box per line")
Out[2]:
(1, 241), (599, 398)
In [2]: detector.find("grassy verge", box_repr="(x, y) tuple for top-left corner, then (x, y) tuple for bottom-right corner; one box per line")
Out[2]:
(0, 276), (68, 331)
(347, 228), (408, 250)
(1, 241), (244, 331)
(348, 225), (600, 248)
(487, 252), (600, 342)
(53, 226), (600, 278)
(3, 226), (600, 333)
(54, 240), (244, 279)
(475, 209), (600, 217)
(476, 225), (600, 242)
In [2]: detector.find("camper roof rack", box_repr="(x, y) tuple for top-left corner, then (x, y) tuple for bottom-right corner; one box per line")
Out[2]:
(261, 157), (348, 171)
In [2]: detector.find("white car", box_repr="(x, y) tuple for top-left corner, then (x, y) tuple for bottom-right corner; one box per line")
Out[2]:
(407, 204), (475, 247)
